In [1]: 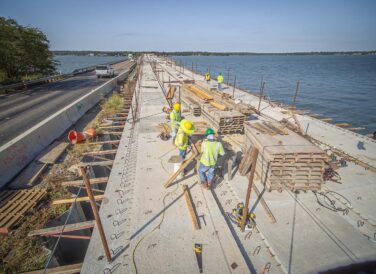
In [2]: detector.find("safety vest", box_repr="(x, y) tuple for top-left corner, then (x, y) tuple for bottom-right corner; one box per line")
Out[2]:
(205, 73), (211, 81)
(170, 110), (181, 129)
(200, 139), (225, 166)
(175, 128), (188, 150)
(217, 75), (224, 83)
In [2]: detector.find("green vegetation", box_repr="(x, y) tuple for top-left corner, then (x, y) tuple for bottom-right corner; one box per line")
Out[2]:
(0, 17), (57, 85)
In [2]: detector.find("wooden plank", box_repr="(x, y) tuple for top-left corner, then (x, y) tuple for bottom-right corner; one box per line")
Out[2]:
(320, 118), (332, 122)
(37, 141), (70, 164)
(82, 149), (117, 156)
(81, 140), (120, 145)
(100, 131), (122, 136)
(78, 160), (114, 167)
(209, 101), (228, 111)
(182, 185), (200, 230)
(164, 152), (197, 188)
(28, 220), (95, 237)
(23, 263), (82, 274)
(240, 148), (258, 231)
(52, 195), (104, 205)
(61, 177), (109, 187)
(98, 125), (125, 129)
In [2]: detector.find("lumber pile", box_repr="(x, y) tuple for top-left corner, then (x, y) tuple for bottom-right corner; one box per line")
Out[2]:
(244, 120), (326, 192)
(183, 96), (201, 116)
(202, 104), (245, 134)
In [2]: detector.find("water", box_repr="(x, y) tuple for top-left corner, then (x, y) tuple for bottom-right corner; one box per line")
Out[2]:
(172, 55), (376, 135)
(54, 55), (126, 74)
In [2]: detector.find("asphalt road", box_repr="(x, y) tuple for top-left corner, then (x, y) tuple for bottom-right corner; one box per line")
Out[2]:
(0, 60), (133, 145)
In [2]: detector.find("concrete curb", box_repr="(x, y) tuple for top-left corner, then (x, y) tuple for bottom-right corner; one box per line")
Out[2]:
(0, 63), (136, 188)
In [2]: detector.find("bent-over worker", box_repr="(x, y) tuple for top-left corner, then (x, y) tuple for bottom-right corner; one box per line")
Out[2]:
(170, 103), (182, 143)
(175, 119), (195, 159)
(217, 73), (224, 91)
(199, 128), (225, 189)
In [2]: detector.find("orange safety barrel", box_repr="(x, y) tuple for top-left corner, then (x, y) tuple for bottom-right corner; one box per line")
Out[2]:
(68, 130), (85, 144)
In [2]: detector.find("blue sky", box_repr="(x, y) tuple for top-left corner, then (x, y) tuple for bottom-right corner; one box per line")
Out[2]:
(1, 0), (375, 52)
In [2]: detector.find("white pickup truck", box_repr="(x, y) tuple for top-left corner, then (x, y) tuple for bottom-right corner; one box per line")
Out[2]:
(95, 65), (115, 78)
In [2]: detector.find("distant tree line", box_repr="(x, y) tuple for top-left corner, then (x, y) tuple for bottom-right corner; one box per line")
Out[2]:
(0, 17), (57, 84)
(53, 50), (376, 57)
(53, 50), (139, 57)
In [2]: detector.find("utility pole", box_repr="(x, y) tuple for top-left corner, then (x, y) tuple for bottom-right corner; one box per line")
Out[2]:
(292, 81), (300, 109)
(232, 76), (236, 99)
(257, 78), (265, 113)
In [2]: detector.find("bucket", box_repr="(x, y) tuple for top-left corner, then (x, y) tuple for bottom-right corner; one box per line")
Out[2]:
(174, 162), (184, 179)
(68, 130), (85, 144)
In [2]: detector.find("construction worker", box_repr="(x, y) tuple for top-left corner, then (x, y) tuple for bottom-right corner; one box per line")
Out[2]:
(205, 72), (211, 83)
(198, 128), (225, 189)
(217, 73), (224, 91)
(175, 119), (195, 159)
(170, 103), (182, 143)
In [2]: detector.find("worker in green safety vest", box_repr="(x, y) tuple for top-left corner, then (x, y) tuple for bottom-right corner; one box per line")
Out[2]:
(198, 128), (225, 189)
(175, 119), (195, 159)
(170, 102), (182, 143)
(217, 73), (224, 91)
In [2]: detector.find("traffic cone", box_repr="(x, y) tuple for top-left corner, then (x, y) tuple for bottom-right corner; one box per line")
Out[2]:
(68, 130), (85, 144)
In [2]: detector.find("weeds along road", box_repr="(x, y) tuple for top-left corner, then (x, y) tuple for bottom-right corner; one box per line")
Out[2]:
(0, 60), (133, 146)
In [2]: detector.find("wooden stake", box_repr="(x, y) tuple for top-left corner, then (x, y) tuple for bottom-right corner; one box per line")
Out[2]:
(182, 185), (200, 230)
(240, 148), (259, 232)
(80, 167), (112, 262)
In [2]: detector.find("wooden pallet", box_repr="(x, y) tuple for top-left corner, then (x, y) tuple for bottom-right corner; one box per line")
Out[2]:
(0, 188), (47, 234)
(245, 120), (326, 191)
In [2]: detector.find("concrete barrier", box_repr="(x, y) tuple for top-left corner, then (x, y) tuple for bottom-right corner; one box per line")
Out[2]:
(0, 63), (136, 188)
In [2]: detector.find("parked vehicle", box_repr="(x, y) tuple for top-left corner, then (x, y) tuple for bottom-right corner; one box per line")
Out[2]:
(95, 65), (115, 78)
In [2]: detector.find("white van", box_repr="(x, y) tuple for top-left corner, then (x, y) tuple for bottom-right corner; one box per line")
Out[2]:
(95, 65), (115, 78)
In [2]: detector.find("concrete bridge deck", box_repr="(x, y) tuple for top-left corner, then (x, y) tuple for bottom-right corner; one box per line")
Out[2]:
(82, 55), (376, 274)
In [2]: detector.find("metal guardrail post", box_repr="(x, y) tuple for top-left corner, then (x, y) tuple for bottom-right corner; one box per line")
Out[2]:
(80, 166), (112, 262)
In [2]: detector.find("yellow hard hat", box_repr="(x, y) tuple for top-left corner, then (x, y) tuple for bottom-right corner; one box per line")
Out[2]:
(180, 119), (195, 135)
(173, 103), (180, 112)
(184, 121), (192, 130)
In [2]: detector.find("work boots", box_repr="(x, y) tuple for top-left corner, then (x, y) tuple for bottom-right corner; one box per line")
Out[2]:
(201, 181), (209, 189)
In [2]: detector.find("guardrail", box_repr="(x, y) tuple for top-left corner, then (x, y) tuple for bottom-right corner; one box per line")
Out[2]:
(0, 62), (136, 188)
(0, 58), (128, 94)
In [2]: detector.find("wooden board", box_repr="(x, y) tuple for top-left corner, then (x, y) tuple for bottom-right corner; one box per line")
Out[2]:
(0, 188), (47, 234)
(37, 141), (69, 164)
(52, 195), (104, 205)
(28, 220), (95, 237)
(24, 263), (82, 274)
(182, 185), (200, 230)
(61, 177), (109, 187)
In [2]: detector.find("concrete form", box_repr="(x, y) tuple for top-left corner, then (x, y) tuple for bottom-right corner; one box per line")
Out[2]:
(82, 55), (376, 274)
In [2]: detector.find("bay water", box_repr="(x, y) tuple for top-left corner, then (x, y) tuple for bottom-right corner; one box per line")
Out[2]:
(172, 55), (376, 135)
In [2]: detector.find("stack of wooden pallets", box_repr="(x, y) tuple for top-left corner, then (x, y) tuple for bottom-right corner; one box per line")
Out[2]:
(202, 104), (245, 134)
(244, 120), (326, 192)
(0, 188), (47, 233)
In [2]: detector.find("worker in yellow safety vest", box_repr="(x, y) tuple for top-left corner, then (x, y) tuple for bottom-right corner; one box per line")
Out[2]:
(205, 72), (211, 83)
(217, 73), (224, 91)
(170, 103), (182, 143)
(175, 119), (195, 159)
(198, 128), (225, 189)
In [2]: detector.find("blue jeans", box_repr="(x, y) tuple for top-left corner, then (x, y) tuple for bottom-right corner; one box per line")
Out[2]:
(198, 163), (215, 184)
(179, 149), (186, 159)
